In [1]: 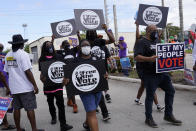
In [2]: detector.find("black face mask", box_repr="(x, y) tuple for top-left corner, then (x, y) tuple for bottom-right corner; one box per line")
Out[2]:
(46, 46), (53, 54)
(64, 45), (70, 51)
(150, 31), (158, 41)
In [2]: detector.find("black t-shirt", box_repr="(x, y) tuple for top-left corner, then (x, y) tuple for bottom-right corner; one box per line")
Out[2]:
(56, 49), (75, 61)
(38, 53), (63, 93)
(91, 38), (110, 71)
(134, 37), (157, 75)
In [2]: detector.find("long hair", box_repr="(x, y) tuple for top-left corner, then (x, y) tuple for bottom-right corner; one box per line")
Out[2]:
(39, 41), (55, 62)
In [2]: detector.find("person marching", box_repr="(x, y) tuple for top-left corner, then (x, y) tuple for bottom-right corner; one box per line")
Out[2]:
(190, 31), (196, 105)
(63, 39), (108, 131)
(38, 40), (73, 131)
(134, 22), (165, 111)
(57, 40), (78, 113)
(85, 24), (115, 120)
(134, 25), (182, 128)
(4, 34), (44, 131)
(0, 43), (16, 130)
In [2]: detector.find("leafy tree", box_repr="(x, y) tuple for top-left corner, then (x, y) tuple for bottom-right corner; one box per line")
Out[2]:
(24, 44), (30, 53)
(166, 23), (181, 39)
(3, 48), (11, 54)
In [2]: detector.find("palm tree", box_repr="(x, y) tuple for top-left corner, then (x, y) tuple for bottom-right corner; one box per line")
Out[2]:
(179, 0), (184, 42)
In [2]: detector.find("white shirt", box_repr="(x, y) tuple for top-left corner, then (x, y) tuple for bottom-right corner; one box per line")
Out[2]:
(4, 49), (34, 94)
(192, 40), (196, 64)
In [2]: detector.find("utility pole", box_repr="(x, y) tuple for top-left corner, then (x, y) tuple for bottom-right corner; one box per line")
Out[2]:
(161, 0), (167, 43)
(22, 24), (27, 40)
(113, 2), (118, 43)
(179, 0), (184, 42)
(104, 0), (109, 28)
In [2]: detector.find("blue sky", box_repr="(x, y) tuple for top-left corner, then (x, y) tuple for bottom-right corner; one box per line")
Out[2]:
(0, 0), (195, 49)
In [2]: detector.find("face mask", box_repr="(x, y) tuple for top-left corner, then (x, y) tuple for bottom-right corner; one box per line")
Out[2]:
(150, 31), (158, 41)
(64, 45), (70, 50)
(47, 46), (53, 54)
(81, 46), (91, 56)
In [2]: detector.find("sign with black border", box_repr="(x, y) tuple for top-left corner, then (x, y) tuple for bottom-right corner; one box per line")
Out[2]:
(51, 19), (77, 38)
(40, 60), (66, 87)
(74, 9), (105, 30)
(137, 4), (169, 28)
(64, 59), (108, 97)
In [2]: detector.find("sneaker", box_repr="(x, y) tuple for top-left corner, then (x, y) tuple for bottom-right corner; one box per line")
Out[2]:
(134, 99), (144, 106)
(103, 114), (111, 121)
(96, 109), (99, 114)
(51, 118), (57, 125)
(157, 105), (165, 111)
(73, 104), (78, 113)
(164, 115), (182, 126)
(61, 124), (73, 131)
(83, 122), (90, 130)
(105, 94), (112, 103)
(67, 99), (73, 107)
(145, 118), (158, 128)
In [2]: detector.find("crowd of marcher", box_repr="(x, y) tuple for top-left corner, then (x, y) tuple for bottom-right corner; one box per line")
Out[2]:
(1, 22), (196, 131)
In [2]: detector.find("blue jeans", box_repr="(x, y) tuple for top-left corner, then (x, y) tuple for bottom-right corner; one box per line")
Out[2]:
(142, 73), (175, 119)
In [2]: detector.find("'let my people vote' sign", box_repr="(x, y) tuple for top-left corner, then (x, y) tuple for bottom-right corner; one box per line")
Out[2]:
(156, 43), (185, 73)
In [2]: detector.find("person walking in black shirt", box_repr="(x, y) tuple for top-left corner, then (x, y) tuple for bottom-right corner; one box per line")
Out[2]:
(39, 40), (73, 131)
(57, 40), (78, 113)
(134, 25), (182, 128)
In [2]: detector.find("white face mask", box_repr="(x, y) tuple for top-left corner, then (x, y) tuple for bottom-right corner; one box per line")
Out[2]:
(81, 46), (91, 55)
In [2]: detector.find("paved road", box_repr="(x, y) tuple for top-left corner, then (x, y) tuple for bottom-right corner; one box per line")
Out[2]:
(5, 65), (196, 131)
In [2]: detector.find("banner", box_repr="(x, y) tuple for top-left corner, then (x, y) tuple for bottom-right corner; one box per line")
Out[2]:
(0, 97), (13, 124)
(137, 4), (169, 28)
(156, 43), (185, 73)
(51, 19), (77, 38)
(40, 60), (66, 86)
(74, 9), (105, 30)
(184, 69), (195, 85)
(64, 60), (108, 97)
(69, 37), (78, 47)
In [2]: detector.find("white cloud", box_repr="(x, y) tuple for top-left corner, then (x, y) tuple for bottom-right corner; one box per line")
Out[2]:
(107, 0), (196, 32)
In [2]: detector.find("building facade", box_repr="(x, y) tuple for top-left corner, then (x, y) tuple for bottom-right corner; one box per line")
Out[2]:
(29, 32), (136, 63)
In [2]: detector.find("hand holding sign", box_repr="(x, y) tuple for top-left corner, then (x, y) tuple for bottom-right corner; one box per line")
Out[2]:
(63, 78), (70, 86)
(102, 24), (108, 31)
(149, 55), (158, 62)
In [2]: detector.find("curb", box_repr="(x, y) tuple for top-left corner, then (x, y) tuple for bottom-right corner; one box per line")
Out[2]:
(109, 76), (196, 92)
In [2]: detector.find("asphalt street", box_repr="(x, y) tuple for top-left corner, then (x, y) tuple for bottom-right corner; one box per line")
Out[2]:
(4, 65), (196, 131)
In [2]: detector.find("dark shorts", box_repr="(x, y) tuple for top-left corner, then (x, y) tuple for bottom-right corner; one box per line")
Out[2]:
(80, 92), (102, 112)
(12, 91), (37, 111)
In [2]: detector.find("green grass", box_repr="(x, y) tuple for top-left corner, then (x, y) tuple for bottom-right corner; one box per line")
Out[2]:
(110, 69), (185, 84)
(185, 49), (192, 54)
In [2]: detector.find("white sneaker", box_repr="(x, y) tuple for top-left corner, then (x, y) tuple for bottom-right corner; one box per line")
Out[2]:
(134, 99), (144, 106)
(157, 105), (165, 111)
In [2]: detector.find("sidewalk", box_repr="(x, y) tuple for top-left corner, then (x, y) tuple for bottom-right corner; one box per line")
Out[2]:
(109, 76), (196, 92)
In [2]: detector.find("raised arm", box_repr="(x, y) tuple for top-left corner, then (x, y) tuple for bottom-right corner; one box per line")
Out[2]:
(102, 24), (115, 44)
(135, 21), (140, 40)
(77, 31), (81, 42)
